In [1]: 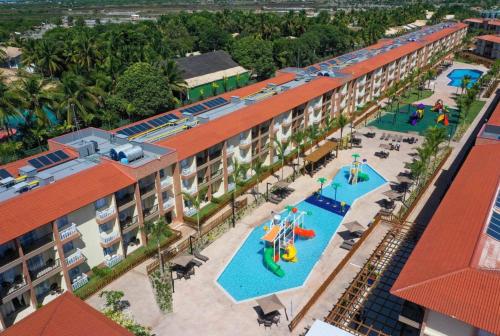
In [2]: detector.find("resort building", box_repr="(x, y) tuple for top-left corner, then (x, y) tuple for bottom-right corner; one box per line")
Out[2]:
(0, 47), (22, 69)
(474, 34), (500, 59)
(464, 18), (500, 34)
(390, 103), (500, 336)
(175, 50), (250, 102)
(1, 292), (133, 335)
(0, 21), (467, 330)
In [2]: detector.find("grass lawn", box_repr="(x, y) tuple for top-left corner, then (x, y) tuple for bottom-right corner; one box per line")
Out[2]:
(399, 88), (433, 105)
(369, 104), (459, 136)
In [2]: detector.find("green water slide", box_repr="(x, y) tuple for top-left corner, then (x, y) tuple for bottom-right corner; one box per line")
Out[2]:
(263, 247), (285, 277)
(358, 172), (370, 182)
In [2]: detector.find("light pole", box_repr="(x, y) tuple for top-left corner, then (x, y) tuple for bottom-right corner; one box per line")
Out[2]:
(266, 182), (272, 201)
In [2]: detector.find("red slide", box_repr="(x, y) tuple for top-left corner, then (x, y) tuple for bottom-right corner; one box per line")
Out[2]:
(294, 227), (316, 238)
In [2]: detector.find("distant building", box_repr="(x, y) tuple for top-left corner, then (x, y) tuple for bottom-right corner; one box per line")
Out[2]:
(0, 47), (22, 69)
(1, 292), (133, 336)
(464, 18), (500, 34)
(474, 35), (500, 59)
(175, 50), (250, 102)
(480, 9), (500, 19)
(391, 102), (500, 336)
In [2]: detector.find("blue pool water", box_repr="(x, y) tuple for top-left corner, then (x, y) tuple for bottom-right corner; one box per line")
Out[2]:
(447, 69), (483, 88)
(217, 164), (387, 302)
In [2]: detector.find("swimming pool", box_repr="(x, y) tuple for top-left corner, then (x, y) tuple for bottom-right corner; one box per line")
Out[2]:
(217, 164), (387, 302)
(447, 69), (483, 88)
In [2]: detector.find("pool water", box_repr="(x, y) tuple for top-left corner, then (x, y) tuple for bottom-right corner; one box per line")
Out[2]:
(217, 164), (387, 302)
(447, 69), (483, 88)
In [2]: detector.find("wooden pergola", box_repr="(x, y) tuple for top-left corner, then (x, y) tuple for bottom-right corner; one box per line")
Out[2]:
(304, 140), (337, 173)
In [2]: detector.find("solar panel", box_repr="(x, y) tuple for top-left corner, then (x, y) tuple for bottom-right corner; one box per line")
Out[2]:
(0, 169), (12, 179)
(38, 156), (53, 166)
(203, 97), (229, 109)
(28, 158), (44, 169)
(181, 104), (207, 115)
(486, 191), (500, 241)
(46, 152), (61, 163)
(148, 119), (162, 127)
(118, 128), (133, 136)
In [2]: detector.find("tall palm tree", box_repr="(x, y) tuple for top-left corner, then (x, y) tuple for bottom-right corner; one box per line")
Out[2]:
(231, 158), (248, 190)
(425, 126), (448, 169)
(35, 40), (63, 78)
(70, 33), (101, 73)
(182, 187), (208, 238)
(251, 156), (266, 198)
(143, 218), (171, 275)
(54, 73), (100, 126)
(335, 114), (349, 156)
(306, 125), (319, 152)
(15, 75), (55, 127)
(273, 138), (290, 181)
(461, 75), (471, 94)
(0, 80), (22, 138)
(157, 59), (187, 96)
(291, 129), (305, 173)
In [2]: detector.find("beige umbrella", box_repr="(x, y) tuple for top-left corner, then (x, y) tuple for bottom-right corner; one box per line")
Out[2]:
(275, 181), (290, 190)
(383, 190), (403, 200)
(343, 221), (365, 233)
(379, 144), (391, 150)
(256, 294), (289, 320)
(396, 175), (413, 184)
(170, 254), (194, 268)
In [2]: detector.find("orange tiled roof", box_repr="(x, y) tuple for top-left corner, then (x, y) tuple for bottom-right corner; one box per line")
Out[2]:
(487, 100), (500, 127)
(477, 34), (500, 44)
(0, 148), (77, 177)
(0, 162), (135, 245)
(464, 18), (485, 24)
(391, 143), (500, 335)
(1, 292), (134, 336)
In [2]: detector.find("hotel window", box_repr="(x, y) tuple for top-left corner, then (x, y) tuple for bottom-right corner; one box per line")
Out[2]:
(63, 241), (74, 254)
(95, 197), (107, 209)
(56, 216), (69, 229)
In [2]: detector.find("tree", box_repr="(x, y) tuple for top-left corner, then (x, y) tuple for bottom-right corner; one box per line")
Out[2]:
(0, 141), (22, 164)
(142, 218), (172, 274)
(15, 75), (55, 127)
(99, 290), (125, 312)
(0, 80), (22, 137)
(116, 62), (174, 119)
(230, 157), (248, 189)
(250, 156), (266, 198)
(182, 187), (208, 238)
(156, 59), (187, 97)
(317, 177), (327, 196)
(306, 125), (319, 152)
(232, 36), (275, 79)
(34, 40), (63, 78)
(198, 24), (231, 52)
(461, 75), (471, 94)
(273, 138), (290, 180)
(332, 182), (341, 201)
(335, 114), (349, 156)
(291, 129), (305, 173)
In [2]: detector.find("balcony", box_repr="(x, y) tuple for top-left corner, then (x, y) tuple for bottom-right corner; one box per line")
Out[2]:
(71, 273), (89, 291)
(273, 123), (280, 132)
(181, 166), (195, 177)
(96, 206), (116, 224)
(65, 249), (85, 268)
(29, 259), (61, 283)
(281, 133), (291, 142)
(104, 254), (123, 268)
(239, 138), (251, 149)
(282, 118), (292, 127)
(182, 184), (198, 195)
(120, 215), (138, 232)
(227, 182), (235, 192)
(160, 177), (173, 189)
(0, 275), (28, 302)
(0, 248), (20, 272)
(59, 223), (79, 242)
(184, 207), (197, 217)
(226, 146), (236, 156)
(116, 193), (135, 210)
(239, 156), (251, 164)
(227, 164), (234, 175)
(163, 198), (175, 211)
(143, 204), (159, 221)
(139, 182), (156, 196)
(100, 231), (120, 247)
(22, 233), (55, 256)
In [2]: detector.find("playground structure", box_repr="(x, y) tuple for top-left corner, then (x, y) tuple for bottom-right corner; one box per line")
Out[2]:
(409, 103), (425, 126)
(348, 154), (370, 185)
(261, 208), (316, 277)
(433, 99), (450, 126)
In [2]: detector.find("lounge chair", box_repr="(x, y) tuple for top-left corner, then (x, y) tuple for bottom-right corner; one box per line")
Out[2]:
(194, 252), (209, 262)
(175, 271), (185, 279)
(340, 242), (353, 250)
(264, 321), (273, 329)
(191, 259), (203, 268)
(380, 132), (386, 140)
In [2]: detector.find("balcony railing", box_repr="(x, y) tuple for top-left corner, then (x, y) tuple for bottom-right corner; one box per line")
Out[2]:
(227, 165), (234, 175)
(120, 215), (138, 231)
(100, 231), (120, 245)
(239, 139), (251, 147)
(183, 184), (198, 195)
(104, 254), (123, 268)
(184, 207), (198, 217)
(160, 177), (173, 188)
(21, 233), (54, 254)
(0, 275), (28, 299)
(29, 258), (61, 281)
(143, 204), (159, 218)
(181, 166), (195, 176)
(96, 206), (116, 222)
(163, 198), (175, 210)
(228, 182), (235, 191)
(116, 193), (135, 208)
(65, 249), (85, 267)
(226, 146), (236, 155)
(0, 248), (20, 269)
(59, 223), (78, 241)
(139, 182), (156, 195)
(273, 123), (280, 131)
(71, 273), (89, 291)
(240, 156), (251, 164)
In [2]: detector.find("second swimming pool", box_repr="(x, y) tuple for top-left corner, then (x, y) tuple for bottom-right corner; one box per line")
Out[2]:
(447, 69), (483, 88)
(217, 164), (387, 302)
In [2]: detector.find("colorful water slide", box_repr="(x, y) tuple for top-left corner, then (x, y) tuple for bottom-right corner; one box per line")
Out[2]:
(263, 247), (285, 277)
(294, 227), (316, 238)
(358, 172), (370, 182)
(282, 245), (298, 262)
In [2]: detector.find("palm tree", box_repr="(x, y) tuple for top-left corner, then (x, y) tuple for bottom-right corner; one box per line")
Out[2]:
(461, 75), (471, 94)
(409, 158), (426, 188)
(332, 182), (341, 201)
(54, 73), (100, 126)
(15, 75), (55, 127)
(35, 40), (63, 78)
(273, 138), (290, 181)
(335, 114), (349, 156)
(317, 177), (327, 196)
(291, 129), (305, 173)
(251, 156), (266, 198)
(182, 187), (208, 237)
(142, 218), (172, 275)
(0, 80), (22, 138)
(306, 125), (319, 152)
(70, 33), (101, 73)
(425, 126), (448, 170)
(157, 59), (187, 96)
(323, 114), (335, 135)
(231, 158), (248, 193)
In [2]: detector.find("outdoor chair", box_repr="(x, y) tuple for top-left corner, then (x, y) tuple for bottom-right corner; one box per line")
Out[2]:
(194, 252), (209, 262)
(384, 133), (391, 141)
(264, 321), (273, 329)
(175, 271), (185, 280)
(191, 259), (203, 268)
(380, 132), (386, 140)
(257, 317), (267, 326)
(340, 242), (353, 250)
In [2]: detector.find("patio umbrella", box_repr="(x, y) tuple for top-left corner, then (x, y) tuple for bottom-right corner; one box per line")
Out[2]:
(275, 181), (290, 190)
(343, 221), (365, 233)
(170, 254), (194, 268)
(396, 175), (413, 184)
(383, 190), (403, 200)
(379, 144), (391, 150)
(256, 294), (289, 320)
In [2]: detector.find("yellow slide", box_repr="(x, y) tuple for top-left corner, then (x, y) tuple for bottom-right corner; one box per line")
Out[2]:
(282, 245), (298, 262)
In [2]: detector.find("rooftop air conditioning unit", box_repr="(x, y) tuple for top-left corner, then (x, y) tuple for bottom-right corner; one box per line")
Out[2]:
(36, 172), (54, 186)
(19, 165), (37, 178)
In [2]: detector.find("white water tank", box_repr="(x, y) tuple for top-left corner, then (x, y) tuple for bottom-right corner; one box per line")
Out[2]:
(110, 143), (133, 161)
(118, 146), (143, 163)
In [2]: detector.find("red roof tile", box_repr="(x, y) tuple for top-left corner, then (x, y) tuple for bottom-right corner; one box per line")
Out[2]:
(487, 100), (500, 127)
(0, 162), (135, 245)
(1, 292), (134, 336)
(464, 18), (485, 24)
(391, 143), (500, 335)
(477, 34), (500, 44)
(0, 149), (77, 177)
(157, 76), (342, 160)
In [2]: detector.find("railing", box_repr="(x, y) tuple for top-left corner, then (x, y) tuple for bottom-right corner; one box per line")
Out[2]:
(59, 224), (78, 241)
(239, 138), (251, 146)
(71, 273), (89, 291)
(116, 193), (135, 207)
(226, 146), (236, 155)
(227, 182), (235, 191)
(273, 123), (280, 131)
(139, 182), (156, 194)
(181, 166), (195, 176)
(184, 207), (197, 217)
(227, 165), (234, 174)
(29, 258), (61, 281)
(160, 177), (173, 188)
(104, 254), (123, 268)
(0, 275), (27, 299)
(143, 204), (159, 218)
(65, 249), (84, 266)
(96, 206), (115, 221)
(163, 198), (175, 210)
(100, 231), (120, 245)
(120, 215), (138, 230)
(21, 233), (54, 254)
(240, 156), (251, 164)
(183, 184), (198, 195)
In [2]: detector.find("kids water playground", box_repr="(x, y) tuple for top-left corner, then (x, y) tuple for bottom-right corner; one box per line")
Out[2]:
(217, 156), (387, 302)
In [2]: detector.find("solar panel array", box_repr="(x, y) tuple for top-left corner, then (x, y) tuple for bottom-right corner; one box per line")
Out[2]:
(0, 169), (12, 179)
(117, 114), (179, 137)
(203, 97), (228, 109)
(486, 190), (500, 241)
(28, 150), (70, 170)
(180, 104), (206, 115)
(180, 97), (229, 116)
